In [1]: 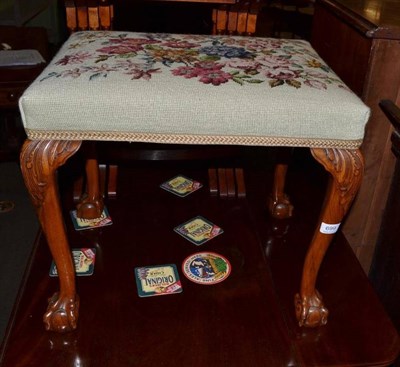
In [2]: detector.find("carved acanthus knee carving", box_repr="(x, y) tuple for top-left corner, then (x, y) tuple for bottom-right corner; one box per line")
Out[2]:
(295, 148), (364, 327)
(20, 139), (82, 332)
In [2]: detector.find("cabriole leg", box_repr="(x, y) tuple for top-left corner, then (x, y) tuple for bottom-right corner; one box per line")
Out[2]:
(268, 163), (294, 219)
(76, 157), (104, 219)
(20, 139), (82, 332)
(295, 148), (364, 327)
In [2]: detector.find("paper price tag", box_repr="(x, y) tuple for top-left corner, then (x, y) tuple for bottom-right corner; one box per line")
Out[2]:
(320, 222), (341, 234)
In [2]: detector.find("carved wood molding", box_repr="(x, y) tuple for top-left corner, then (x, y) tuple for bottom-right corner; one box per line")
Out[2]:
(311, 148), (364, 216)
(20, 140), (82, 208)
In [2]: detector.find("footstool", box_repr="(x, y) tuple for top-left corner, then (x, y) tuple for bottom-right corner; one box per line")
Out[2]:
(18, 31), (369, 333)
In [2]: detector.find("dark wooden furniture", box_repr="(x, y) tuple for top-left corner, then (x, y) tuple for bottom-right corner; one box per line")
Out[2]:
(17, 28), (370, 333)
(212, 0), (262, 35)
(370, 100), (400, 336)
(311, 0), (400, 272)
(0, 26), (48, 161)
(68, 0), (262, 35)
(1, 158), (399, 366)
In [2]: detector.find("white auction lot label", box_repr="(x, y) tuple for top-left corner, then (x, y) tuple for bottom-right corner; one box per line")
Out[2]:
(320, 222), (341, 234)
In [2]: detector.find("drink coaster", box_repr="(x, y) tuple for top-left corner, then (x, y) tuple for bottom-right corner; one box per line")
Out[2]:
(182, 252), (231, 285)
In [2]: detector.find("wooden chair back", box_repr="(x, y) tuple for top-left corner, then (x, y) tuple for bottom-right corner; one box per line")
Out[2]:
(212, 0), (262, 36)
(65, 0), (114, 33)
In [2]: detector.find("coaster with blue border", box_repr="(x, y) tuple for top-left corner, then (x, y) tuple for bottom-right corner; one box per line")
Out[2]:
(49, 248), (96, 277)
(160, 175), (202, 197)
(174, 216), (223, 246)
(70, 206), (112, 231)
(135, 264), (183, 297)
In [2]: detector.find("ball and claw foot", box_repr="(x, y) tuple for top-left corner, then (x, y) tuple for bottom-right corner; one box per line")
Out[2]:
(268, 194), (294, 219)
(43, 293), (80, 333)
(295, 290), (329, 327)
(76, 195), (103, 219)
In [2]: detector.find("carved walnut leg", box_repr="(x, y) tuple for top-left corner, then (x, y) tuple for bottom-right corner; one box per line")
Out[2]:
(20, 139), (82, 332)
(294, 148), (364, 327)
(76, 157), (104, 219)
(268, 163), (294, 219)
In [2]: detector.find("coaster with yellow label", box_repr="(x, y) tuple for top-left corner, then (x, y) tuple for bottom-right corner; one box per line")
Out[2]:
(70, 207), (112, 231)
(182, 252), (231, 285)
(50, 248), (96, 277)
(160, 175), (202, 197)
(135, 264), (182, 297)
(174, 216), (223, 246)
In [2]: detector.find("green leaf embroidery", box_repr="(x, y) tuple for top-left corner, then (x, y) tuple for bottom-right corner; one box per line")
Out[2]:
(233, 77), (244, 85)
(286, 79), (301, 88)
(95, 55), (109, 63)
(320, 65), (331, 73)
(89, 73), (102, 81)
(199, 55), (220, 61)
(269, 79), (284, 88)
(40, 72), (58, 82)
(245, 79), (264, 84)
(117, 52), (137, 59)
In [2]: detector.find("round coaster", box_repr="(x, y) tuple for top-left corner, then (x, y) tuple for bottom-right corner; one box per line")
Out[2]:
(0, 200), (15, 214)
(182, 252), (231, 285)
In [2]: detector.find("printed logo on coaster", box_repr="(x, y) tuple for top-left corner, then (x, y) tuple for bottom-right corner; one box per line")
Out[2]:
(70, 207), (112, 231)
(50, 248), (96, 277)
(135, 264), (183, 297)
(160, 175), (202, 197)
(174, 216), (223, 246)
(182, 252), (231, 285)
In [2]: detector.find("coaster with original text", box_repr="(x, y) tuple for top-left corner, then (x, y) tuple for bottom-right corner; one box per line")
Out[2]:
(174, 216), (223, 246)
(182, 252), (231, 285)
(160, 175), (202, 197)
(135, 264), (183, 297)
(70, 207), (112, 231)
(50, 248), (96, 277)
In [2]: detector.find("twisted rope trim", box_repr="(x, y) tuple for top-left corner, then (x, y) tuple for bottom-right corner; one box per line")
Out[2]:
(25, 129), (363, 149)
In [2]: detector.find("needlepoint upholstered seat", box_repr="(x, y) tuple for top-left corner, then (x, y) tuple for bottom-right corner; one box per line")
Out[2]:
(19, 31), (369, 333)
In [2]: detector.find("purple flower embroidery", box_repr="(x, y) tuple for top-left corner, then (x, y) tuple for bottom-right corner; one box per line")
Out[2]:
(199, 45), (253, 59)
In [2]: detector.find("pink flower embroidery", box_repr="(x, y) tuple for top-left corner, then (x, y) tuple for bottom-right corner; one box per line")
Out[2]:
(97, 44), (143, 54)
(56, 51), (91, 65)
(265, 68), (300, 80)
(304, 80), (327, 89)
(61, 68), (83, 78)
(226, 59), (259, 70)
(256, 55), (292, 68)
(193, 61), (224, 70)
(172, 66), (199, 78)
(197, 69), (232, 86)
(162, 41), (200, 48)
(246, 39), (282, 52)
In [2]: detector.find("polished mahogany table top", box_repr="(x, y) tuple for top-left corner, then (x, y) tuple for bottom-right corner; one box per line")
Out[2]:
(145, 0), (237, 4)
(318, 0), (400, 38)
(1, 150), (399, 366)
